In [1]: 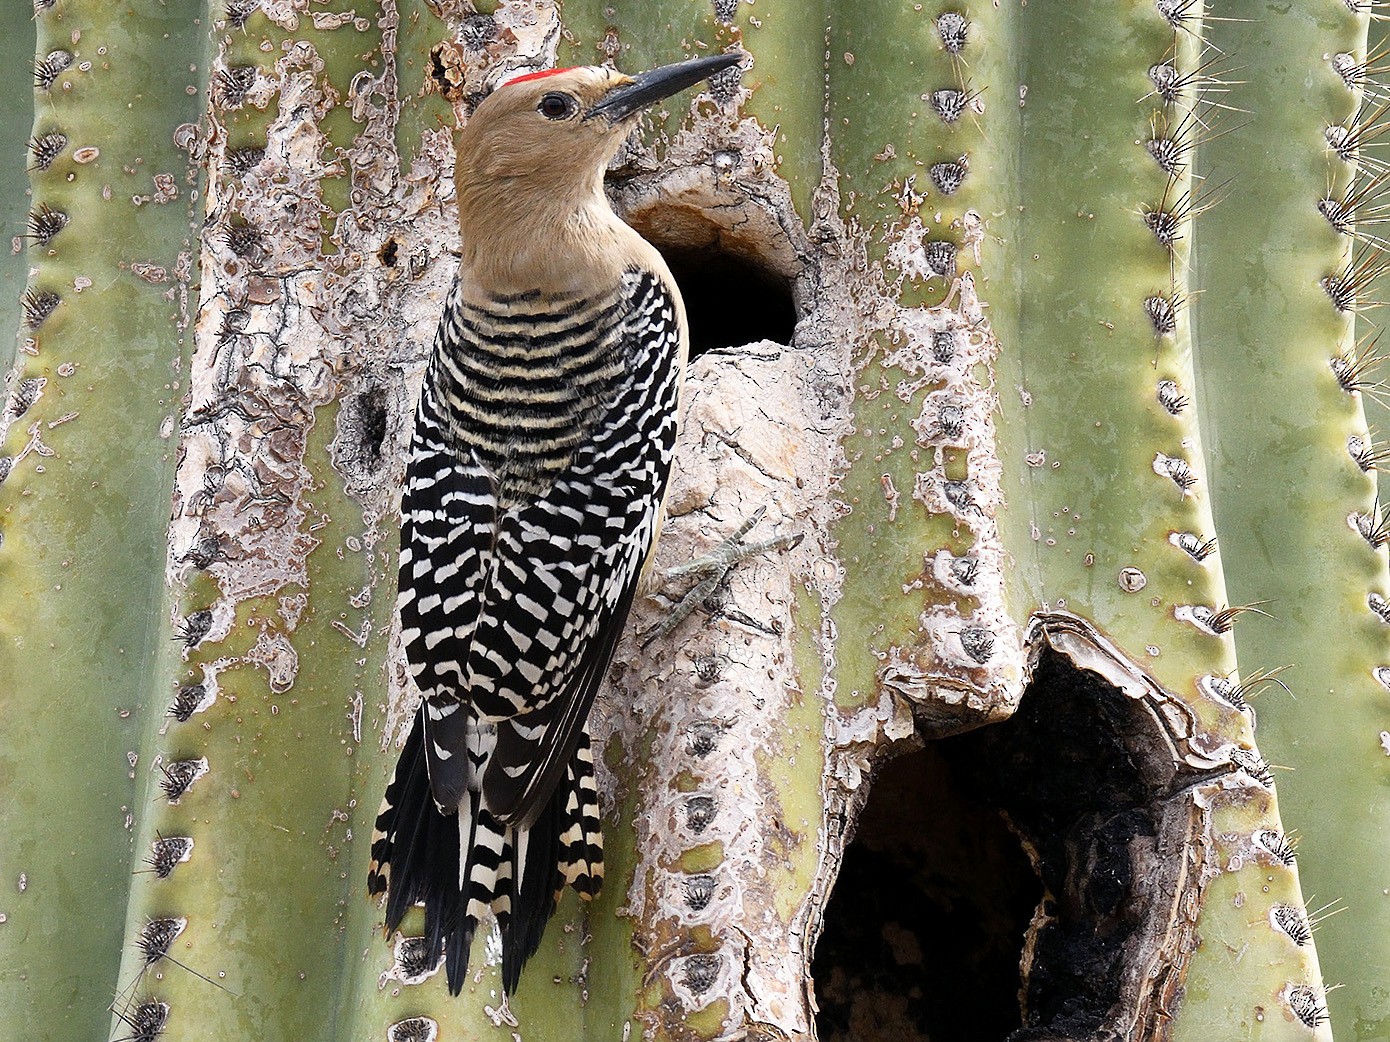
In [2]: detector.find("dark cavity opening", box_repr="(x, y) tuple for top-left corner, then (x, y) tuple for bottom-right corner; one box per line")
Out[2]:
(336, 385), (390, 478)
(811, 743), (1037, 1042)
(813, 647), (1176, 1042)
(625, 208), (797, 359)
(660, 246), (796, 359)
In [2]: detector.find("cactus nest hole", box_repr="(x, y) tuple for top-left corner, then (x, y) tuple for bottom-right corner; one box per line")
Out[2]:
(620, 202), (799, 359)
(652, 238), (796, 359)
(812, 739), (1036, 1042)
(814, 648), (1184, 1042)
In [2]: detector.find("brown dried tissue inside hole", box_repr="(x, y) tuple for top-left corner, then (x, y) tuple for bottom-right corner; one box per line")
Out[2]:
(814, 647), (1188, 1042)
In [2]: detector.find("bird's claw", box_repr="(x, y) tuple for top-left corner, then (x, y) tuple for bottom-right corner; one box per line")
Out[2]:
(641, 508), (802, 647)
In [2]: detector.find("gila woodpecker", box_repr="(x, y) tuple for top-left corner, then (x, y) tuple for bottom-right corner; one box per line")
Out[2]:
(367, 52), (742, 996)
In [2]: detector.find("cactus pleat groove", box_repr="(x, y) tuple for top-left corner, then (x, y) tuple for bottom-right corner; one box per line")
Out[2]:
(0, 1), (1386, 1041)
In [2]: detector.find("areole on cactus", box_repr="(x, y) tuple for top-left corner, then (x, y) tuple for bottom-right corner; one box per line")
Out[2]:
(0, 2), (1387, 1042)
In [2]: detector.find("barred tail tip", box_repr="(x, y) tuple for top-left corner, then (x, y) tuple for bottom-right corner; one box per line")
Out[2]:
(367, 706), (605, 993)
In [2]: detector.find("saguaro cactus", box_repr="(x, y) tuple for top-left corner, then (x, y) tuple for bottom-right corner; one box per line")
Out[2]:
(1190, 5), (1390, 1031)
(0, 2), (207, 1037)
(1, 1), (1387, 1041)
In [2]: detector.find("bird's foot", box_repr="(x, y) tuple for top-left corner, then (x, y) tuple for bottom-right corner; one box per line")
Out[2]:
(642, 507), (802, 647)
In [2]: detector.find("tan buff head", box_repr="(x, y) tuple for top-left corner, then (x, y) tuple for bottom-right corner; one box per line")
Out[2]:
(452, 54), (739, 293)
(454, 54), (740, 204)
(456, 66), (633, 187)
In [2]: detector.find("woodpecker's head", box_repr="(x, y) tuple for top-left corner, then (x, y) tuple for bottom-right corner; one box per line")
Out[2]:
(455, 53), (741, 190)
(452, 53), (740, 291)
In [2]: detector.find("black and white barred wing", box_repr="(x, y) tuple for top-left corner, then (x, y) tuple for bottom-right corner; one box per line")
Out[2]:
(396, 412), (497, 810)
(471, 272), (683, 828)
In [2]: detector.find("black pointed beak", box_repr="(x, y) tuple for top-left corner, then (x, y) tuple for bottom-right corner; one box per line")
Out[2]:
(587, 52), (742, 122)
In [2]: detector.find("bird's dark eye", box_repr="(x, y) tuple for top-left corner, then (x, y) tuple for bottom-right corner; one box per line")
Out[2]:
(538, 92), (576, 120)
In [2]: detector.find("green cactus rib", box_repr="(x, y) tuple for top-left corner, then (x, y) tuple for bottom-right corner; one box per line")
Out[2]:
(1193, 4), (1390, 1038)
(725, 1), (824, 222)
(989, 0), (1236, 700)
(392, 0), (455, 165)
(986, 1), (1330, 1036)
(0, 1), (207, 1038)
(827, 1), (996, 304)
(105, 3), (428, 1040)
(0, 17), (36, 374)
(113, 423), (398, 1042)
(1174, 794), (1332, 1042)
(820, 0), (1021, 720)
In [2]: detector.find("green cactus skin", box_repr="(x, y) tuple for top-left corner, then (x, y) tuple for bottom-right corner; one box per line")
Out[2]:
(1192, 4), (1390, 1038)
(0, 2), (207, 1039)
(985, 1), (1331, 1037)
(0, 18), (36, 374)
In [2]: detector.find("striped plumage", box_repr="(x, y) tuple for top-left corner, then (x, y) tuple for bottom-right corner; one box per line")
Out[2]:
(368, 267), (681, 993)
(367, 53), (739, 996)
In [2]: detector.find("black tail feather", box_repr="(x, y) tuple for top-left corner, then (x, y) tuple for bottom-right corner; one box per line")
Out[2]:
(369, 707), (471, 992)
(500, 776), (564, 993)
(369, 707), (604, 996)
